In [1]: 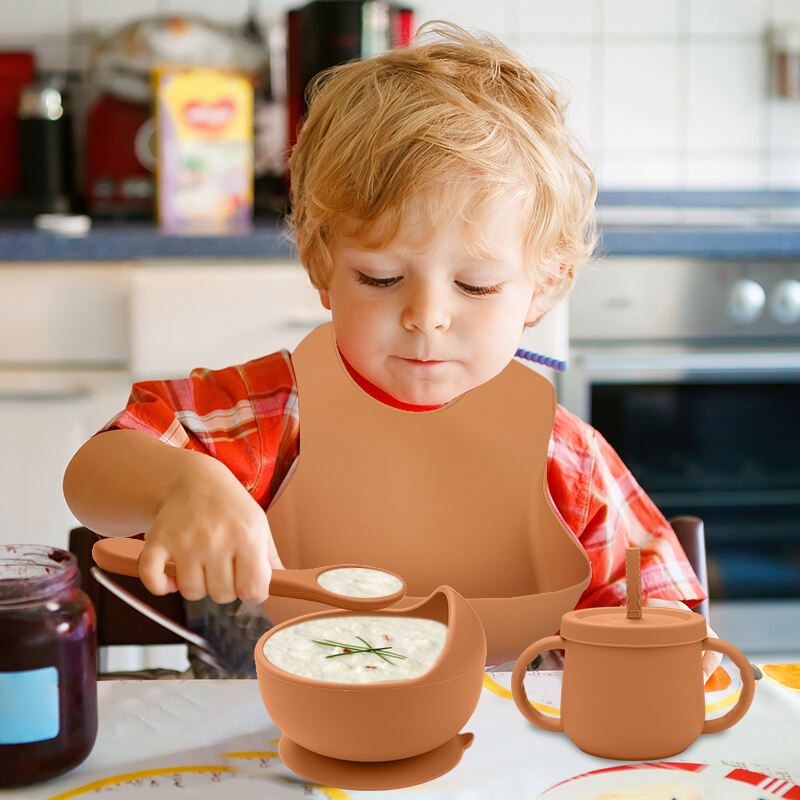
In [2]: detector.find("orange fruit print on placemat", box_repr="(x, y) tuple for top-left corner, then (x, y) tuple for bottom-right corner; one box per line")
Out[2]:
(760, 663), (800, 693)
(704, 665), (731, 692)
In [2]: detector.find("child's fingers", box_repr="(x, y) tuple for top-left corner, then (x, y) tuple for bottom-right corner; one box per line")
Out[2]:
(205, 558), (237, 605)
(234, 551), (271, 605)
(268, 538), (284, 571)
(138, 540), (174, 596)
(174, 560), (207, 602)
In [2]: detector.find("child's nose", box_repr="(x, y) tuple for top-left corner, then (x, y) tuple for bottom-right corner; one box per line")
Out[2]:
(400, 282), (451, 332)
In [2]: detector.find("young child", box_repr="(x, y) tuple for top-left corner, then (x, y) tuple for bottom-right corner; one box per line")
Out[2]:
(63, 23), (720, 678)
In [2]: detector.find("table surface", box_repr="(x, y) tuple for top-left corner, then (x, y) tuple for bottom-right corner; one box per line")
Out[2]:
(8, 656), (800, 800)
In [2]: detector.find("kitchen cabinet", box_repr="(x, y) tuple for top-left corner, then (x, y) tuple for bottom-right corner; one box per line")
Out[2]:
(129, 262), (329, 379)
(0, 368), (131, 549)
(0, 265), (129, 365)
(0, 265), (132, 549)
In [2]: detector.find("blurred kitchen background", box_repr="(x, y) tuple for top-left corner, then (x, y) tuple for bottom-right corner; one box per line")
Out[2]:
(1, 0), (800, 663)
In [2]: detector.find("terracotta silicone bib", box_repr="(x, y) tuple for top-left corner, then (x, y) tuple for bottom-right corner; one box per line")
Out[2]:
(263, 323), (591, 664)
(511, 548), (756, 760)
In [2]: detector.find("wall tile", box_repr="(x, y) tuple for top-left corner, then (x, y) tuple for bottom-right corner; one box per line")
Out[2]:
(596, 153), (682, 188)
(412, 0), (508, 38)
(514, 41), (596, 152)
(770, 97), (800, 149)
(684, 154), (763, 187)
(769, 154), (800, 187)
(603, 0), (683, 36)
(160, 0), (250, 25)
(602, 42), (682, 151)
(685, 43), (765, 150)
(517, 0), (593, 36)
(688, 0), (766, 36)
(259, 0), (296, 25)
(30, 38), (73, 73)
(0, 0), (70, 36)
(773, 0), (800, 26)
(74, 0), (161, 32)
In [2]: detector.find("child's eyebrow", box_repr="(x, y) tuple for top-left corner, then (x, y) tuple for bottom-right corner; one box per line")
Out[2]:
(456, 254), (511, 268)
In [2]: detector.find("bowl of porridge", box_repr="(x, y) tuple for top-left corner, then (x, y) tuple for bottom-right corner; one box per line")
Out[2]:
(254, 584), (486, 763)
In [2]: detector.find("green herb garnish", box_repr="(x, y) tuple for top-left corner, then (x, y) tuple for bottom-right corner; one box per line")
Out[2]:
(312, 635), (407, 665)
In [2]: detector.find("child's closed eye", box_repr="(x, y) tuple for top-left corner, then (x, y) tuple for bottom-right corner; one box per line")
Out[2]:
(357, 272), (400, 288)
(356, 272), (503, 296)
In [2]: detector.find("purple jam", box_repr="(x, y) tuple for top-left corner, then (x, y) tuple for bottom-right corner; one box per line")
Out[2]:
(0, 545), (97, 787)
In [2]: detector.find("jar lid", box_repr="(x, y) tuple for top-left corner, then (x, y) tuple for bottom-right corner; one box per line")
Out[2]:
(561, 606), (707, 647)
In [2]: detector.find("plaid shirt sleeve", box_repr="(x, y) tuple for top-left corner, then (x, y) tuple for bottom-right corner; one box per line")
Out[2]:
(547, 404), (707, 610)
(99, 351), (299, 509)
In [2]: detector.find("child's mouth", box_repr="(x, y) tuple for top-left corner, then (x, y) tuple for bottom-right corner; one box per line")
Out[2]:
(401, 358), (446, 365)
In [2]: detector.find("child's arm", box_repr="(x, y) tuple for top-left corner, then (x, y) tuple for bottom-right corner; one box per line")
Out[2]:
(644, 598), (722, 683)
(63, 429), (283, 604)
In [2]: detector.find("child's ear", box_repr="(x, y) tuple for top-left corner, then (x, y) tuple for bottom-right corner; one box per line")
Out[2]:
(523, 291), (542, 328)
(318, 289), (331, 310)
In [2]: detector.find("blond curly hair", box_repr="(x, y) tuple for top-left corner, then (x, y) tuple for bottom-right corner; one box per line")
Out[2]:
(288, 21), (598, 322)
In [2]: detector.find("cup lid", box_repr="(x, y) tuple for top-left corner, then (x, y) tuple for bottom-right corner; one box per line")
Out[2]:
(560, 606), (707, 647)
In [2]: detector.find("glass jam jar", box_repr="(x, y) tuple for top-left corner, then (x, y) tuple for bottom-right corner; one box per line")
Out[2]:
(0, 545), (97, 787)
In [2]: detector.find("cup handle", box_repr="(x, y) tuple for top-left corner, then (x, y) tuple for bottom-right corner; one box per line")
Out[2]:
(701, 637), (756, 734)
(510, 635), (565, 733)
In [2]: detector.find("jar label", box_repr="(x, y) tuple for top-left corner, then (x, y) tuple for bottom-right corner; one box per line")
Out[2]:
(0, 667), (60, 744)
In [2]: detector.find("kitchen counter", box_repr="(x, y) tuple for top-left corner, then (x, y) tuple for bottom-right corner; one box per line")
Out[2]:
(3, 191), (800, 262)
(2, 219), (800, 262)
(5, 659), (799, 799)
(0, 220), (298, 262)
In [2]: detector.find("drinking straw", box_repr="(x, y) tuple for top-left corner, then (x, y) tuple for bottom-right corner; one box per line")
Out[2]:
(626, 547), (643, 620)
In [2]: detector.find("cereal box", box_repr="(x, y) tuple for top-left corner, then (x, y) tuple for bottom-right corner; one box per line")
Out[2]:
(155, 68), (253, 234)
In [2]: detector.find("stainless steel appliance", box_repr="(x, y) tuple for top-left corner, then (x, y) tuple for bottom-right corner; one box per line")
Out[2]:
(561, 257), (800, 653)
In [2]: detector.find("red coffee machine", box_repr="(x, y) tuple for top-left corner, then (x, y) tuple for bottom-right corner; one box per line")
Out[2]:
(84, 94), (155, 219)
(0, 52), (34, 198)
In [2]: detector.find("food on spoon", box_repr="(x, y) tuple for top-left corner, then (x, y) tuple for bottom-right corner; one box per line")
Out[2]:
(316, 567), (403, 598)
(263, 615), (446, 683)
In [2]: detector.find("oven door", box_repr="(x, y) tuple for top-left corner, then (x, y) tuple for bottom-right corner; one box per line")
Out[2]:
(560, 348), (800, 654)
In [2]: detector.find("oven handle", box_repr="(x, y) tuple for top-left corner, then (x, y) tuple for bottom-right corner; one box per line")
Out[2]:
(577, 351), (800, 374)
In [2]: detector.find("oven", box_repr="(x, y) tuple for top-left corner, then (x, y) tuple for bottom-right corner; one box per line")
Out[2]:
(560, 257), (800, 654)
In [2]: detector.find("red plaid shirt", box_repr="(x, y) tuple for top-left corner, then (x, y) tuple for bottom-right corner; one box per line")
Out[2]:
(103, 350), (706, 610)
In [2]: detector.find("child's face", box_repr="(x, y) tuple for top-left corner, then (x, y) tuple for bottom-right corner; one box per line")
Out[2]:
(318, 196), (540, 406)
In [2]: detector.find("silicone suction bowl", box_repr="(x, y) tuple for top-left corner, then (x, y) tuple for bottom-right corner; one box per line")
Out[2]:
(254, 585), (487, 762)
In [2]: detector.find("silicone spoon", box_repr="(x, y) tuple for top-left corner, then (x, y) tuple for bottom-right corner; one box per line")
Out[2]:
(92, 537), (406, 611)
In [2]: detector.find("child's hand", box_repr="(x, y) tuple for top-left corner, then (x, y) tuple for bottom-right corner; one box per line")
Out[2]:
(643, 598), (723, 684)
(138, 459), (283, 605)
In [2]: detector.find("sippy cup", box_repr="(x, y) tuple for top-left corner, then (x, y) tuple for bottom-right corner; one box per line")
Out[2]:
(510, 547), (755, 761)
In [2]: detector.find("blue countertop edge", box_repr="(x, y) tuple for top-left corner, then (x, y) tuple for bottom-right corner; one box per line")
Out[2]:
(596, 227), (800, 258)
(0, 221), (300, 262)
(3, 223), (800, 261)
(3, 190), (800, 261)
